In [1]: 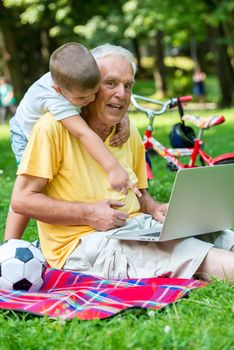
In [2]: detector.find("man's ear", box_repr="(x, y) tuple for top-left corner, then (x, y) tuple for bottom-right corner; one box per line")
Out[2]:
(52, 85), (62, 94)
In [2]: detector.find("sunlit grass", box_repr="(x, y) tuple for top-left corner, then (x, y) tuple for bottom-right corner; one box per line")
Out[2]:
(0, 124), (10, 139)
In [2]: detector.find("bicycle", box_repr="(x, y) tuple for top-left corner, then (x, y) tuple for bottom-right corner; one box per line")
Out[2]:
(131, 94), (234, 179)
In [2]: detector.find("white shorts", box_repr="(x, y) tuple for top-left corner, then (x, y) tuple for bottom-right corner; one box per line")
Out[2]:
(64, 214), (234, 279)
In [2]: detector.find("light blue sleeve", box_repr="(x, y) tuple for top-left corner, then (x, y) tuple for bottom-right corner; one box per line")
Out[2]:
(44, 93), (81, 121)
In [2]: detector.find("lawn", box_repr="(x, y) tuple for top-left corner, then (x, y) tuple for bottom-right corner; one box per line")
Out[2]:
(0, 105), (234, 350)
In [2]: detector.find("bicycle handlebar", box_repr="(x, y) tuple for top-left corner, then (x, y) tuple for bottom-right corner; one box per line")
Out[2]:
(131, 94), (192, 116)
(179, 96), (192, 102)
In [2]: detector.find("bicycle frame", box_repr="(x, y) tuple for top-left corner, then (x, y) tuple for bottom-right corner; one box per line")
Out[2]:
(131, 94), (234, 178)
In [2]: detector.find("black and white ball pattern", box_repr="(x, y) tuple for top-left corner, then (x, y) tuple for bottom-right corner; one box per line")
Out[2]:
(0, 239), (46, 292)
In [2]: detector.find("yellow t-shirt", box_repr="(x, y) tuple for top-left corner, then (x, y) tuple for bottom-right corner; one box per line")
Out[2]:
(18, 113), (148, 268)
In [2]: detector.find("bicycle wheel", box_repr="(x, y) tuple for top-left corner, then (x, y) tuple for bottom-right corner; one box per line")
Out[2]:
(213, 157), (234, 165)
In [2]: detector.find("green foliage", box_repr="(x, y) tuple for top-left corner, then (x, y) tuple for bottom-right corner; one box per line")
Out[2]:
(3, 0), (223, 52)
(4, 0), (71, 24)
(122, 0), (208, 44)
(74, 13), (125, 47)
(1, 0), (233, 106)
(133, 79), (156, 96)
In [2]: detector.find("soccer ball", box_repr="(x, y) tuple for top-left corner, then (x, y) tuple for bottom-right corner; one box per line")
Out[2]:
(0, 239), (46, 292)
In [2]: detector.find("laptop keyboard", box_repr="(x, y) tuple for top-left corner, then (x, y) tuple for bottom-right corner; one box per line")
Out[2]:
(140, 231), (160, 237)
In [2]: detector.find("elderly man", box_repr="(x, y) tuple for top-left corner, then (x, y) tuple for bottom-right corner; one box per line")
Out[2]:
(7, 44), (234, 281)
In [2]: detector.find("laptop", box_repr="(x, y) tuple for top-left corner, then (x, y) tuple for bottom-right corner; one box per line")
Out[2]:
(107, 164), (234, 242)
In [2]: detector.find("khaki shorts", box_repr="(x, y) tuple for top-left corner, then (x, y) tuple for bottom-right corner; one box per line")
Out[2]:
(64, 214), (234, 279)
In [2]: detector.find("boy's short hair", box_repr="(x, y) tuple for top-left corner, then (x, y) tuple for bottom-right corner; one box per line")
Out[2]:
(50, 42), (100, 91)
(91, 44), (137, 76)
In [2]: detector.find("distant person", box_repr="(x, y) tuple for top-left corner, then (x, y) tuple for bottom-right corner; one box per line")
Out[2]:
(0, 76), (17, 124)
(193, 64), (206, 102)
(6, 42), (139, 241)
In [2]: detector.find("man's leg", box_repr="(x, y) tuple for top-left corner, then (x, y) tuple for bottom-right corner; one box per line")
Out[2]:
(197, 247), (234, 282)
(64, 216), (234, 281)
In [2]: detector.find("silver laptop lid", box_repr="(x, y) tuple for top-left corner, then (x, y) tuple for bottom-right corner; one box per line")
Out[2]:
(160, 164), (234, 241)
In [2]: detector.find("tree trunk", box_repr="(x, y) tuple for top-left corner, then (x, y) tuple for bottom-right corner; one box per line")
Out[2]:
(0, 3), (57, 98)
(204, 0), (234, 106)
(207, 25), (234, 107)
(132, 38), (143, 70)
(0, 3), (25, 98)
(132, 38), (141, 67)
(152, 31), (167, 98)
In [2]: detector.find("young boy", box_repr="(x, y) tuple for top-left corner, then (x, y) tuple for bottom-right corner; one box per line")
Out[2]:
(6, 42), (140, 238)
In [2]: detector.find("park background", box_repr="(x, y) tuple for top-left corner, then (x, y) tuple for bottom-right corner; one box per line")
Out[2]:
(0, 0), (233, 106)
(0, 1), (234, 349)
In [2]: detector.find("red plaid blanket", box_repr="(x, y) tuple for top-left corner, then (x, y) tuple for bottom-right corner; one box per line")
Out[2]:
(0, 268), (206, 320)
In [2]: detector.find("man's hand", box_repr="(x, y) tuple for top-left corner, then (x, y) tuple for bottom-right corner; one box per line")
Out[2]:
(110, 113), (130, 147)
(138, 189), (168, 223)
(151, 203), (168, 223)
(88, 199), (128, 231)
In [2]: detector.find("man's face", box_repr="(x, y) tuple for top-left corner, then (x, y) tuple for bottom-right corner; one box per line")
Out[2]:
(91, 55), (135, 125)
(55, 84), (100, 107)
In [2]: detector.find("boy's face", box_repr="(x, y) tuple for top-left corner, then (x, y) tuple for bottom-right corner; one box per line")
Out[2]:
(54, 84), (100, 107)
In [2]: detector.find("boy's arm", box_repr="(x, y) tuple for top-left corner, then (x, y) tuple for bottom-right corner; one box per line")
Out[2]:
(61, 115), (141, 197)
(110, 113), (130, 147)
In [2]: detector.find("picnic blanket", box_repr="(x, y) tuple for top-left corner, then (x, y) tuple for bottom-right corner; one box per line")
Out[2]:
(0, 268), (206, 320)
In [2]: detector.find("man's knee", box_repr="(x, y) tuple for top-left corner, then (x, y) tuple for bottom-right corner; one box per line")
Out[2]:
(197, 247), (234, 282)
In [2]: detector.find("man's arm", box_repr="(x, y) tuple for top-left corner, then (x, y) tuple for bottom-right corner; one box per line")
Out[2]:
(138, 189), (168, 223)
(11, 174), (128, 230)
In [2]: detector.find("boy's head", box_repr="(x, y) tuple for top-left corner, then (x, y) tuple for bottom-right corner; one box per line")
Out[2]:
(49, 42), (100, 106)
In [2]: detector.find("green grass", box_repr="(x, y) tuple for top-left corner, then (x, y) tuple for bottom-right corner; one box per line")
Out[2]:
(0, 107), (234, 350)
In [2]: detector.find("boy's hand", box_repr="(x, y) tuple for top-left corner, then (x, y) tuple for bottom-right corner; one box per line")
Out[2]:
(127, 180), (142, 198)
(110, 113), (130, 147)
(109, 164), (141, 198)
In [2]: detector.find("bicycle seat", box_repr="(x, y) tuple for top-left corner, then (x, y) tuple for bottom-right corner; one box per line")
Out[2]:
(182, 114), (225, 129)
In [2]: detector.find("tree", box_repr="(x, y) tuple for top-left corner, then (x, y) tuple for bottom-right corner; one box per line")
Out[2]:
(0, 0), (70, 97)
(1, 0), (233, 105)
(121, 0), (234, 105)
(0, 2), (26, 97)
(204, 0), (234, 106)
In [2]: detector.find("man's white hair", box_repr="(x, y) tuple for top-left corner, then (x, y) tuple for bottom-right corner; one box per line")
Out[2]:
(91, 44), (137, 75)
